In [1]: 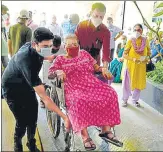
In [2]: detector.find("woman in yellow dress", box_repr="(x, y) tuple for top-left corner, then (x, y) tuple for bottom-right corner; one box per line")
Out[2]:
(122, 24), (151, 107)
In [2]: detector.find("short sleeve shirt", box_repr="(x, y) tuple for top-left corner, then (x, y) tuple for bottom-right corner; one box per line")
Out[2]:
(108, 25), (122, 49)
(2, 42), (44, 96)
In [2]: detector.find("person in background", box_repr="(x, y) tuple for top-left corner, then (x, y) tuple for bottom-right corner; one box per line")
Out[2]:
(2, 4), (9, 41)
(61, 14), (70, 39)
(107, 17), (124, 60)
(7, 9), (32, 57)
(2, 28), (70, 152)
(40, 35), (63, 108)
(1, 4), (9, 99)
(75, 2), (112, 84)
(150, 37), (163, 63)
(27, 11), (38, 33)
(39, 12), (46, 27)
(4, 13), (11, 40)
(110, 35), (127, 83)
(122, 23), (151, 107)
(47, 14), (64, 41)
(1, 4), (9, 68)
(68, 13), (80, 34)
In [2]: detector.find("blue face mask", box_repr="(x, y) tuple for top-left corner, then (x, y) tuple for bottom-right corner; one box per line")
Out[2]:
(38, 48), (52, 57)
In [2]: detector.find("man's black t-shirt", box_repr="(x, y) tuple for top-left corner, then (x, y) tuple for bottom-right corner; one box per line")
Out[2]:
(2, 42), (44, 99)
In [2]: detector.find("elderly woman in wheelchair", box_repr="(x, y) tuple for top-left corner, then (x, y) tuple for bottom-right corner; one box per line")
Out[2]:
(48, 34), (122, 151)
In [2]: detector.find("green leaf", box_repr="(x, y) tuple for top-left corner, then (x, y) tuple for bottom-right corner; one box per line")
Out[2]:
(153, 11), (163, 17)
(155, 2), (163, 9)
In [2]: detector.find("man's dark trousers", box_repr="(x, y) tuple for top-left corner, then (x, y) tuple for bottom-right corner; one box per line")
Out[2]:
(4, 91), (38, 147)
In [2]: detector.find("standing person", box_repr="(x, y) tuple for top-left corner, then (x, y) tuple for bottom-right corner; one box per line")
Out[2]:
(69, 13), (80, 34)
(1, 4), (9, 99)
(2, 4), (9, 41)
(47, 14), (64, 41)
(4, 13), (11, 40)
(1, 4), (9, 69)
(27, 11), (38, 33)
(122, 24), (151, 107)
(39, 12), (46, 27)
(61, 14), (70, 39)
(7, 9), (32, 57)
(2, 27), (70, 152)
(1, 34), (9, 72)
(75, 2), (112, 83)
(107, 17), (124, 60)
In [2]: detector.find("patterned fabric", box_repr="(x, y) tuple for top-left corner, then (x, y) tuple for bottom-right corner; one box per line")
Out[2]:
(110, 48), (124, 83)
(49, 50), (121, 133)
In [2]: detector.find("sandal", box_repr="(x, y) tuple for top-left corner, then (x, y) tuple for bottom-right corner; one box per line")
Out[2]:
(83, 138), (96, 151)
(99, 131), (123, 147)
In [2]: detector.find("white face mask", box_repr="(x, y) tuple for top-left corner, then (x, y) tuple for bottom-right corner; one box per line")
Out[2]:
(38, 48), (52, 57)
(133, 31), (141, 39)
(91, 17), (102, 28)
(2, 14), (8, 21)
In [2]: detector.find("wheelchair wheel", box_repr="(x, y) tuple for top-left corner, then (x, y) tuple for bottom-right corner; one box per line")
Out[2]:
(46, 86), (61, 139)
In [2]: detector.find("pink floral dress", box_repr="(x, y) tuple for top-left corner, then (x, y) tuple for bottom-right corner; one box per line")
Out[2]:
(49, 50), (121, 133)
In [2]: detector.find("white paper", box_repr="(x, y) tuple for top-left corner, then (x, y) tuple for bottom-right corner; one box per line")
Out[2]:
(139, 56), (146, 61)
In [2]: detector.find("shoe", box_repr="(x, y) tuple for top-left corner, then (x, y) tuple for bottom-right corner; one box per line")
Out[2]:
(14, 144), (23, 152)
(14, 139), (23, 152)
(122, 101), (128, 107)
(26, 141), (40, 152)
(134, 102), (140, 107)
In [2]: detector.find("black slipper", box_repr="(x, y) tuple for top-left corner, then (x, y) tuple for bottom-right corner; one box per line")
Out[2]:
(99, 131), (123, 147)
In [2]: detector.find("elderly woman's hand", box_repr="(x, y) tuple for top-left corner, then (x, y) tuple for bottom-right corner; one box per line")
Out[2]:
(56, 70), (66, 82)
(102, 68), (113, 80)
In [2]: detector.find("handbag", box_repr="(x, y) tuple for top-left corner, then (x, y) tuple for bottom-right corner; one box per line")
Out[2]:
(146, 57), (155, 72)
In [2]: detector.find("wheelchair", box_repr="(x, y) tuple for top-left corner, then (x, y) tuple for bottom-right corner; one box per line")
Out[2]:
(45, 72), (123, 152)
(45, 75), (75, 152)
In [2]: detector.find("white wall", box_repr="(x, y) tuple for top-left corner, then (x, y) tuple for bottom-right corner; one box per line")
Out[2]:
(2, 1), (156, 30)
